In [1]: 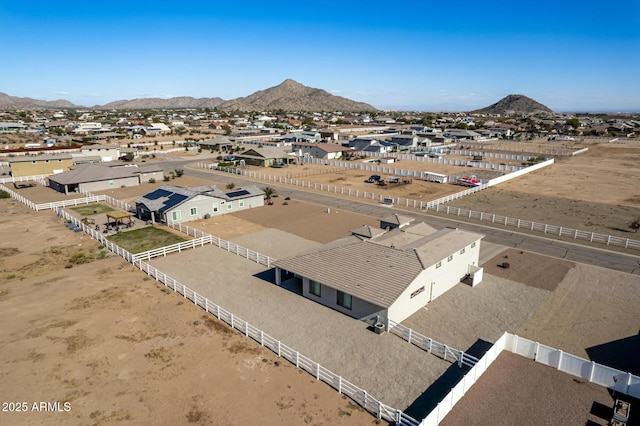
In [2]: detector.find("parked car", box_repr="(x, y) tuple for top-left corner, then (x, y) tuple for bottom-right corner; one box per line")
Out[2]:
(366, 175), (381, 183)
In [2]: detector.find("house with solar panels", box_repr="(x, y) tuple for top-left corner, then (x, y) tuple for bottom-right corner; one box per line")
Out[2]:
(134, 184), (265, 224)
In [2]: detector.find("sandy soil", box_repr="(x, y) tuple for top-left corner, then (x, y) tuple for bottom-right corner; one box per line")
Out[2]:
(0, 199), (382, 426)
(440, 351), (619, 426)
(444, 144), (640, 238)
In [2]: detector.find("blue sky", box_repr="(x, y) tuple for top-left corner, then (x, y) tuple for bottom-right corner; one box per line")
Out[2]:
(1, 0), (639, 112)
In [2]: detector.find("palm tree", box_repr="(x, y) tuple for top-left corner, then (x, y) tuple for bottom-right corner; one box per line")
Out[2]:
(263, 187), (276, 205)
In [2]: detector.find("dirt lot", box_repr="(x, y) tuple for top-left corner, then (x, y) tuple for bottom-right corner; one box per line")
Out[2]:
(189, 141), (640, 240)
(0, 199), (381, 426)
(445, 143), (640, 238)
(440, 351), (622, 426)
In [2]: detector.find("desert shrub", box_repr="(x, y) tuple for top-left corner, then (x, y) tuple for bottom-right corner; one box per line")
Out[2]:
(69, 253), (90, 264)
(284, 196), (290, 200)
(0, 190), (9, 199)
(148, 178), (156, 183)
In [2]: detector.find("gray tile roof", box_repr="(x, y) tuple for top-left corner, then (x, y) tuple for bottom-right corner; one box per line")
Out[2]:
(275, 237), (425, 308)
(48, 162), (161, 185)
(275, 224), (484, 308)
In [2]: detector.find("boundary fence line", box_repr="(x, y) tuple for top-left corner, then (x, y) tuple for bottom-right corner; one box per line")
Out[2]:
(388, 320), (479, 368)
(428, 203), (640, 251)
(419, 332), (640, 425)
(49, 206), (420, 425)
(198, 161), (639, 252)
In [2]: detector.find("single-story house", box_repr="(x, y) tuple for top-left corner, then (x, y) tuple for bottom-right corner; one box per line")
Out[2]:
(48, 162), (164, 194)
(135, 184), (264, 223)
(8, 154), (74, 177)
(280, 132), (320, 143)
(444, 129), (482, 141)
(80, 144), (120, 162)
(144, 123), (171, 135)
(0, 122), (27, 133)
(198, 137), (235, 152)
(274, 217), (484, 328)
(235, 147), (291, 167)
(348, 138), (396, 154)
(292, 142), (355, 160)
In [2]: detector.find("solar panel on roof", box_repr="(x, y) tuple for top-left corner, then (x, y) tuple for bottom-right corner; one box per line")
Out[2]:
(159, 193), (188, 211)
(145, 188), (172, 200)
(225, 189), (250, 198)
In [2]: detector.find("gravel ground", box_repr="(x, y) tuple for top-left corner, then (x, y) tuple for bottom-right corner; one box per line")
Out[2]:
(440, 351), (620, 426)
(149, 243), (452, 416)
(230, 228), (320, 259)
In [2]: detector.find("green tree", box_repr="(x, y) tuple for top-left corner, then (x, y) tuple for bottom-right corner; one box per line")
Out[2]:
(262, 187), (276, 205)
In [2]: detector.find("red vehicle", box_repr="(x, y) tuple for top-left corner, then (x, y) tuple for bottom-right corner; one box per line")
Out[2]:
(456, 175), (481, 187)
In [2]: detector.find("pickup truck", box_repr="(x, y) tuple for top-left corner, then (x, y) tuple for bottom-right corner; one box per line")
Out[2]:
(366, 175), (381, 183)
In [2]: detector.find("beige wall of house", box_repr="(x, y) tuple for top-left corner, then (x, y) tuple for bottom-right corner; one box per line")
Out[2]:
(9, 158), (73, 177)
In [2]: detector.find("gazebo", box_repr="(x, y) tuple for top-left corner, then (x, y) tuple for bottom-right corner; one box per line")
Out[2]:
(106, 211), (135, 229)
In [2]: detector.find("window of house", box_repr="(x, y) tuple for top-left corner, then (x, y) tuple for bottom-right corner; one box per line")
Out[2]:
(447, 255), (453, 262)
(227, 202), (232, 210)
(337, 291), (352, 310)
(471, 242), (476, 248)
(212, 202), (218, 212)
(436, 261), (442, 268)
(172, 210), (181, 221)
(309, 280), (321, 297)
(460, 248), (465, 254)
(190, 207), (197, 216)
(239, 199), (244, 208)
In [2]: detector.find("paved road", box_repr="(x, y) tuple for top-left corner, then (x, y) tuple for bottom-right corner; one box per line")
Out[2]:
(162, 160), (640, 276)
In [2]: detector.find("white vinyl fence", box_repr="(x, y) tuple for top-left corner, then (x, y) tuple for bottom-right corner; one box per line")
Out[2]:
(48, 207), (420, 425)
(388, 320), (479, 368)
(428, 203), (640, 251)
(200, 161), (639, 252)
(419, 332), (640, 426)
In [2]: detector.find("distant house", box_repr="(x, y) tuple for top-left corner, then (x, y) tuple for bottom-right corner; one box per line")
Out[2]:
(80, 144), (120, 162)
(292, 142), (355, 160)
(135, 184), (264, 223)
(274, 217), (484, 327)
(198, 137), (235, 152)
(389, 135), (419, 148)
(444, 129), (482, 141)
(280, 132), (321, 143)
(348, 138), (395, 154)
(235, 147), (291, 167)
(0, 122), (27, 133)
(8, 154), (74, 177)
(48, 162), (164, 194)
(145, 123), (171, 136)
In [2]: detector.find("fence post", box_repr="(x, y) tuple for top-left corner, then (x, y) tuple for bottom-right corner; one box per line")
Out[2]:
(316, 363), (320, 380)
(338, 376), (342, 394)
(408, 328), (412, 344)
(193, 291), (198, 305)
(205, 298), (209, 313)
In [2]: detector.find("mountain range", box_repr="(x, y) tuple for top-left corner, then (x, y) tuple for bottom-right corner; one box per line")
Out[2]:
(0, 79), (377, 112)
(0, 81), (553, 114)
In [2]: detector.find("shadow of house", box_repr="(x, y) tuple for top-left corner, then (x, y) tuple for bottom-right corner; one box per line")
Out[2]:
(586, 333), (640, 376)
(403, 339), (492, 420)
